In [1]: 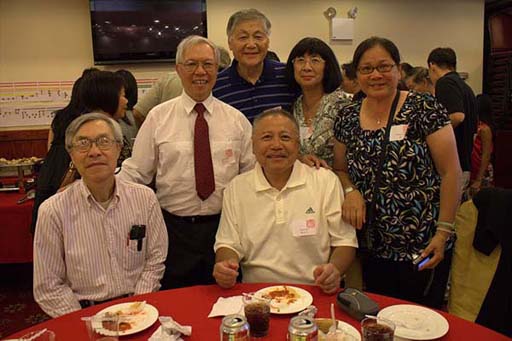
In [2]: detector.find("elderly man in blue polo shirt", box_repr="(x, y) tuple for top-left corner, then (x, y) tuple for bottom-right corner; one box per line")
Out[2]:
(213, 9), (296, 122)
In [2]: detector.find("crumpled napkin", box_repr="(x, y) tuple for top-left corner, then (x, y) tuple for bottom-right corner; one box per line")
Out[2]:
(148, 316), (192, 341)
(208, 295), (244, 317)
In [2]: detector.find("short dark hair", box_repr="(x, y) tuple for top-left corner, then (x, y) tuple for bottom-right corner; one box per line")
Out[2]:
(115, 69), (138, 110)
(476, 94), (494, 128)
(79, 71), (124, 116)
(341, 62), (357, 80)
(353, 36), (401, 70)
(427, 47), (457, 70)
(285, 37), (342, 94)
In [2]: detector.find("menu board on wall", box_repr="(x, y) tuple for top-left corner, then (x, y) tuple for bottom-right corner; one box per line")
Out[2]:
(0, 78), (157, 128)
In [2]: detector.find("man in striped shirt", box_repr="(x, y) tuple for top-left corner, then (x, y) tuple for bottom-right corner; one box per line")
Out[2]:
(33, 113), (168, 318)
(213, 8), (296, 122)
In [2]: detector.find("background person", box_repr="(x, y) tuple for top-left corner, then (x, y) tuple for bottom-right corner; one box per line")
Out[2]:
(469, 94), (494, 197)
(213, 109), (357, 294)
(33, 113), (168, 318)
(333, 37), (461, 308)
(79, 70), (131, 165)
(428, 47), (477, 197)
(115, 69), (139, 149)
(285, 37), (350, 167)
(405, 67), (435, 95)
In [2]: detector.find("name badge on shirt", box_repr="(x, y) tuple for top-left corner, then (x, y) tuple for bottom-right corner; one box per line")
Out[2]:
(389, 124), (408, 141)
(292, 218), (318, 237)
(300, 126), (313, 141)
(222, 148), (235, 165)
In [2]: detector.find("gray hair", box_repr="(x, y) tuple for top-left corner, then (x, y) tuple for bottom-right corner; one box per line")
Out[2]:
(226, 9), (271, 37)
(65, 112), (123, 152)
(252, 108), (300, 137)
(175, 35), (220, 65)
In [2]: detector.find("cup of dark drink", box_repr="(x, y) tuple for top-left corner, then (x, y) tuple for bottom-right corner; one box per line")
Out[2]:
(361, 317), (395, 341)
(243, 294), (271, 337)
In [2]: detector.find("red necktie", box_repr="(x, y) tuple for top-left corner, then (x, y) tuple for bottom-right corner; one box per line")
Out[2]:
(193, 103), (215, 200)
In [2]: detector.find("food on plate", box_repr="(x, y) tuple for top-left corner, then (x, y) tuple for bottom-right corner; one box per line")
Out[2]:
(261, 286), (300, 305)
(102, 319), (132, 332)
(0, 157), (41, 166)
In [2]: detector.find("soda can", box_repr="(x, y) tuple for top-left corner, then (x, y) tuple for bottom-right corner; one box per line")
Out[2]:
(220, 314), (250, 341)
(288, 316), (318, 341)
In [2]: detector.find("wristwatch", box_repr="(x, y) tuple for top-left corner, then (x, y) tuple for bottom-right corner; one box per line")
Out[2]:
(344, 186), (355, 195)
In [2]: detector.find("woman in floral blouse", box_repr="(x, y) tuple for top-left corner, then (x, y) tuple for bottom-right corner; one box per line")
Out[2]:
(285, 37), (351, 167)
(332, 37), (461, 308)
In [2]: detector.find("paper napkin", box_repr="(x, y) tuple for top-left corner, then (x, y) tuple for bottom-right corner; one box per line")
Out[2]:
(208, 295), (244, 318)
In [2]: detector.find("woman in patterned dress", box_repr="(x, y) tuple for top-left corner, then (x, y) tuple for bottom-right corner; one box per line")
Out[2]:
(285, 37), (351, 167)
(332, 37), (461, 308)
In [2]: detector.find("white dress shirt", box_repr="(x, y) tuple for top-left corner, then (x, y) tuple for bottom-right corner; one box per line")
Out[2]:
(119, 92), (255, 216)
(33, 178), (168, 318)
(215, 161), (358, 284)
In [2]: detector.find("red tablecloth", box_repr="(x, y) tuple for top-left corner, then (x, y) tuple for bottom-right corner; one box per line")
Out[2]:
(6, 283), (509, 340)
(0, 192), (33, 263)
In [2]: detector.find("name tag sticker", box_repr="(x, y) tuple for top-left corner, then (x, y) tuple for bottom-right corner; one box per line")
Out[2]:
(389, 124), (408, 141)
(300, 126), (313, 141)
(292, 219), (318, 237)
(222, 148), (235, 165)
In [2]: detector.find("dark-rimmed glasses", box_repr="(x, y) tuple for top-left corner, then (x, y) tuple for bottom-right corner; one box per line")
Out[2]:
(357, 64), (396, 75)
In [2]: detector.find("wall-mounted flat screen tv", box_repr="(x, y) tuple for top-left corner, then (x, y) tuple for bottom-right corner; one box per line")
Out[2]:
(89, 0), (207, 64)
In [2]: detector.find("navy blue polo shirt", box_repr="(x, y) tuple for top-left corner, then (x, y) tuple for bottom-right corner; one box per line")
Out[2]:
(213, 58), (296, 122)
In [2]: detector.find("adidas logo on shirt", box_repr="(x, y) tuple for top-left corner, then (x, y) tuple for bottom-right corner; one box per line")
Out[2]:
(305, 207), (315, 214)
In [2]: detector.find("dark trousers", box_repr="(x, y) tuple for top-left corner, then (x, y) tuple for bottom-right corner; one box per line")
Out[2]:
(161, 210), (220, 289)
(363, 249), (453, 309)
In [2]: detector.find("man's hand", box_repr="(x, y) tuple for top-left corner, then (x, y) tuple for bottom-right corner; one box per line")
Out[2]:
(313, 263), (341, 294)
(299, 154), (331, 170)
(342, 190), (366, 229)
(213, 260), (239, 288)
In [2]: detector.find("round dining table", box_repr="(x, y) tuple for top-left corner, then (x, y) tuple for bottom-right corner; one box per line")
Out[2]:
(6, 283), (509, 340)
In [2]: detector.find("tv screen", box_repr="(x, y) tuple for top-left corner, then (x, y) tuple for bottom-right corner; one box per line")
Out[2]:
(89, 0), (207, 64)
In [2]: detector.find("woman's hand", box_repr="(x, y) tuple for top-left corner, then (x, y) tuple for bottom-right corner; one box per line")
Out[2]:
(299, 154), (331, 169)
(469, 180), (481, 197)
(418, 232), (449, 270)
(342, 190), (366, 229)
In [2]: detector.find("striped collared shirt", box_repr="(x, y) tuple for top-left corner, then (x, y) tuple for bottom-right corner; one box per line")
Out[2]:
(33, 178), (168, 318)
(213, 59), (296, 122)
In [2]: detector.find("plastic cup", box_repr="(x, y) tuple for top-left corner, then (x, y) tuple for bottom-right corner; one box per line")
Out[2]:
(243, 294), (271, 337)
(84, 314), (119, 341)
(361, 317), (395, 341)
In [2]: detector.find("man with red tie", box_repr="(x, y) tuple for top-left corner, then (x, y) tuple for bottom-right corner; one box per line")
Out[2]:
(119, 35), (255, 289)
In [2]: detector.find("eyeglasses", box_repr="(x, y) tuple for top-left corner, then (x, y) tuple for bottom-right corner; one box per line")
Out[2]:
(179, 60), (217, 73)
(71, 136), (119, 153)
(293, 56), (325, 68)
(357, 64), (396, 75)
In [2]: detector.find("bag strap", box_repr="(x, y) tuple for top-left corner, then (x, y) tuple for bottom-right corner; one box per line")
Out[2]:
(363, 90), (401, 249)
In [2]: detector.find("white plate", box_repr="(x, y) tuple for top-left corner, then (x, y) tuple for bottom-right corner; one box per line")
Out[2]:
(94, 302), (159, 336)
(318, 320), (362, 341)
(254, 285), (313, 314)
(377, 304), (449, 340)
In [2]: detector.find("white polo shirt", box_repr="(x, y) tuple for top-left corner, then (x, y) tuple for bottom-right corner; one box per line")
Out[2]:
(215, 160), (358, 284)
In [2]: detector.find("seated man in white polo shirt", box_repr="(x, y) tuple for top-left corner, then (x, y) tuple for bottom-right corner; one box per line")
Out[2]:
(213, 109), (357, 294)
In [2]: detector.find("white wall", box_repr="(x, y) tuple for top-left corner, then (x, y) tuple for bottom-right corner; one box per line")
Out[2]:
(0, 0), (485, 128)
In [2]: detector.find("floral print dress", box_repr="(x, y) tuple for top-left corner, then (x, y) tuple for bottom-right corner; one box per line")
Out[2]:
(334, 91), (454, 261)
(293, 91), (351, 167)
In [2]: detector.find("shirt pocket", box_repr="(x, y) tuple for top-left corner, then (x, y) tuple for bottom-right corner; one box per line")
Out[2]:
(123, 238), (146, 271)
(212, 139), (242, 183)
(159, 140), (194, 179)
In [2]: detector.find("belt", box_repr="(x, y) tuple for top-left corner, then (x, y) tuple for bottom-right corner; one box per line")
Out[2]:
(79, 293), (131, 309)
(167, 212), (220, 224)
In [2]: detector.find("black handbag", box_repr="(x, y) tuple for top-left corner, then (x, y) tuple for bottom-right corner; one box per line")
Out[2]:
(358, 91), (401, 252)
(337, 288), (380, 321)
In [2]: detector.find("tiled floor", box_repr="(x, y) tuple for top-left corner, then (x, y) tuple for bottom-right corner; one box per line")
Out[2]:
(0, 263), (50, 338)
